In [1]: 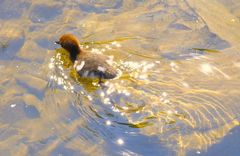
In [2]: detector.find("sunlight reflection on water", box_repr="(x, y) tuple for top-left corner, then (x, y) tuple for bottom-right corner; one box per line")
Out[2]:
(0, 0), (240, 156)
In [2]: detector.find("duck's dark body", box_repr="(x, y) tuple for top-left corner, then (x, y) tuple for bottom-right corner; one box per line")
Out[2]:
(56, 34), (117, 82)
(74, 52), (117, 79)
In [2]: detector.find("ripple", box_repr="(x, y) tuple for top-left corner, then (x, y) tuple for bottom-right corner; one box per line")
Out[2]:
(36, 38), (56, 50)
(0, 0), (240, 155)
(0, 1), (30, 19)
(78, 0), (123, 13)
(24, 104), (40, 119)
(29, 4), (62, 23)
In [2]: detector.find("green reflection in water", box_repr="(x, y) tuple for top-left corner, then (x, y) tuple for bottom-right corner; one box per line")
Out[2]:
(193, 48), (221, 53)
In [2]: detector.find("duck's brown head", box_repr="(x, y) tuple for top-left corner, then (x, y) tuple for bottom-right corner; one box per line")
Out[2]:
(55, 34), (82, 61)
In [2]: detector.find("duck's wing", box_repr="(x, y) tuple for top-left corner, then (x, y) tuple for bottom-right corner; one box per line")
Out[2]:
(74, 53), (117, 79)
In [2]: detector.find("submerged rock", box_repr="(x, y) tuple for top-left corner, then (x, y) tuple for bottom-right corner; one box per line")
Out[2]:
(0, 25), (25, 60)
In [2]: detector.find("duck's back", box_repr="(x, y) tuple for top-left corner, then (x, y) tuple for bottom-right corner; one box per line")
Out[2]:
(74, 52), (117, 79)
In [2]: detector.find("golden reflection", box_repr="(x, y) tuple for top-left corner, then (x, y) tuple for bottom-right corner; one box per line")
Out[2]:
(1, 0), (240, 155)
(49, 48), (100, 92)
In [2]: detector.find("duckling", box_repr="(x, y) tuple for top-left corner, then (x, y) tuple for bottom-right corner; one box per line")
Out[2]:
(55, 34), (117, 84)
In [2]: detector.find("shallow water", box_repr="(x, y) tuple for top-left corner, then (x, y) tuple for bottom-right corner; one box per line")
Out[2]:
(0, 0), (240, 156)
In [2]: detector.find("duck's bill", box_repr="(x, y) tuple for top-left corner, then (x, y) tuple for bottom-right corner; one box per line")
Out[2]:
(55, 41), (60, 44)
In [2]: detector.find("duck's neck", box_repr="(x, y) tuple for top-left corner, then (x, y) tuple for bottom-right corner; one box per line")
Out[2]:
(69, 46), (81, 62)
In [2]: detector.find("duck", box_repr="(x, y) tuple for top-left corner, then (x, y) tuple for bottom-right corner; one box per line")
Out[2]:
(55, 34), (118, 84)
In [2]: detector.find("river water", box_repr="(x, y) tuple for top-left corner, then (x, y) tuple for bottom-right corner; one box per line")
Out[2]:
(0, 0), (240, 156)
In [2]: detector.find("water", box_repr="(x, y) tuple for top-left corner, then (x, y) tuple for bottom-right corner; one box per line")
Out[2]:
(0, 0), (240, 156)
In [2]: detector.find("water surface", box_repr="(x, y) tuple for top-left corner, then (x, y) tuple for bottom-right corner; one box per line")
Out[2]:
(0, 0), (240, 156)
